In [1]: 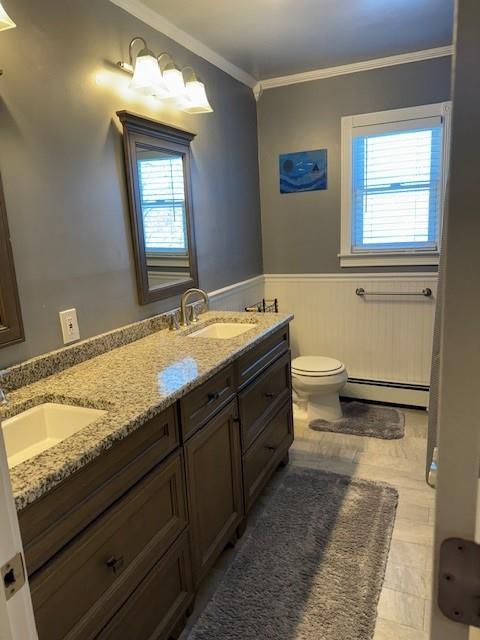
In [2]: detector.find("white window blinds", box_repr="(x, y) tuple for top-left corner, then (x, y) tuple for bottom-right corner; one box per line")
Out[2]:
(351, 118), (443, 252)
(138, 156), (187, 253)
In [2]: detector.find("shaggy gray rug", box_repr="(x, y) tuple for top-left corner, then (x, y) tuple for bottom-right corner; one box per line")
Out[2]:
(310, 401), (405, 439)
(187, 467), (398, 640)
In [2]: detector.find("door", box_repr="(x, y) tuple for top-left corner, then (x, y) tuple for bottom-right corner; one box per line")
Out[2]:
(431, 2), (480, 638)
(184, 400), (243, 586)
(0, 422), (37, 639)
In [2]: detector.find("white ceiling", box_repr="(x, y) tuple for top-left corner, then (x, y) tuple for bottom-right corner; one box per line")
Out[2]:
(141, 0), (454, 81)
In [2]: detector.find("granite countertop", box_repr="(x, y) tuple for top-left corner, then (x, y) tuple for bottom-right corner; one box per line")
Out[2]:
(1, 311), (292, 511)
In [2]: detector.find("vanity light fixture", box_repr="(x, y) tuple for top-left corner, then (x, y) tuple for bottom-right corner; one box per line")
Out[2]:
(116, 40), (213, 113)
(0, 2), (15, 31)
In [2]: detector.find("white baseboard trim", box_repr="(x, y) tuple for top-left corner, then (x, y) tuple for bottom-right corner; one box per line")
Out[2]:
(343, 381), (429, 408)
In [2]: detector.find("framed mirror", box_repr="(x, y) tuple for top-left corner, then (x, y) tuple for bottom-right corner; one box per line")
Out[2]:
(0, 172), (24, 348)
(117, 111), (198, 305)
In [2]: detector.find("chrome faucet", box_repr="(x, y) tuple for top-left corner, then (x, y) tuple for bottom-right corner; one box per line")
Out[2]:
(180, 288), (209, 326)
(0, 388), (7, 406)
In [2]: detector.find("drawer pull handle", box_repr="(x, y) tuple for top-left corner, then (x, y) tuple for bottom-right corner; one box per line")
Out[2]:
(265, 444), (276, 451)
(264, 392), (277, 399)
(207, 391), (221, 403)
(106, 556), (124, 574)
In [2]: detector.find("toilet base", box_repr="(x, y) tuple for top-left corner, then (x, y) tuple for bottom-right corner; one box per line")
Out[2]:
(307, 391), (343, 423)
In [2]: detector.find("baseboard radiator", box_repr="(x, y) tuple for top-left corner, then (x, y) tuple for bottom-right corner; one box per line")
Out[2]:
(343, 377), (429, 408)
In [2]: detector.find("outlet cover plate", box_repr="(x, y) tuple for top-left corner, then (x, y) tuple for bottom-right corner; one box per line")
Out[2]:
(59, 308), (80, 344)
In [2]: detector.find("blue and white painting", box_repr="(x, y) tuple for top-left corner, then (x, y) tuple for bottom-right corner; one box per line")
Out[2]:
(279, 149), (327, 193)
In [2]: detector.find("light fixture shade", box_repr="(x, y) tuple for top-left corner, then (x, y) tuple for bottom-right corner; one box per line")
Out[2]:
(162, 66), (186, 97)
(182, 80), (213, 114)
(130, 51), (167, 96)
(0, 2), (15, 31)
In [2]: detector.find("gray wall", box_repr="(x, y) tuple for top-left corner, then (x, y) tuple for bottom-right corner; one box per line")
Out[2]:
(257, 58), (452, 274)
(0, 0), (263, 367)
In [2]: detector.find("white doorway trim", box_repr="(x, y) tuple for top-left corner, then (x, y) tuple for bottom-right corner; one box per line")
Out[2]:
(0, 427), (37, 639)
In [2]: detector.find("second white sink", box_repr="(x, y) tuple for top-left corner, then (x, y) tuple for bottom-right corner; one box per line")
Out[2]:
(187, 322), (255, 339)
(2, 403), (107, 468)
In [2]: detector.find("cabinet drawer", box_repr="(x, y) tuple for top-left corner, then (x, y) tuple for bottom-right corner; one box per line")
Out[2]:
(20, 405), (179, 576)
(179, 364), (235, 440)
(97, 531), (193, 640)
(30, 451), (187, 640)
(243, 401), (294, 512)
(238, 351), (291, 452)
(236, 325), (289, 389)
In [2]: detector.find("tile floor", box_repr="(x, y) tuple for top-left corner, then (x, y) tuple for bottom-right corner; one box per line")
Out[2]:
(181, 406), (434, 640)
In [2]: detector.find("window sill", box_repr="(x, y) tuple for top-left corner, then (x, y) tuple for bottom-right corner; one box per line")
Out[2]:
(339, 252), (440, 267)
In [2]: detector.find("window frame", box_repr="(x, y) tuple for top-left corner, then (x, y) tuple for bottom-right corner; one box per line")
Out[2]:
(340, 102), (452, 267)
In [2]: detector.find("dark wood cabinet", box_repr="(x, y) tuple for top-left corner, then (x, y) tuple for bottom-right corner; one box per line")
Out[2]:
(97, 531), (193, 640)
(21, 325), (293, 640)
(179, 365), (235, 440)
(243, 401), (294, 512)
(238, 350), (291, 451)
(20, 405), (179, 575)
(29, 452), (188, 640)
(184, 400), (243, 585)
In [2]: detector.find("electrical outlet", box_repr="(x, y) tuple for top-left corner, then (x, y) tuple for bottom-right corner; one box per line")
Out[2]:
(59, 308), (80, 344)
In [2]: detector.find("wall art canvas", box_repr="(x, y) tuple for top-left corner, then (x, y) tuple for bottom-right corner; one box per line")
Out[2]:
(279, 149), (327, 193)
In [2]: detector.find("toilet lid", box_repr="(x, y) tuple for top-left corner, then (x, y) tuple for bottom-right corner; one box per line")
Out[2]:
(291, 356), (345, 377)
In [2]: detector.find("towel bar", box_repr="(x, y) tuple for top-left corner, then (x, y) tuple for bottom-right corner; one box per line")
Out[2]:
(355, 287), (432, 297)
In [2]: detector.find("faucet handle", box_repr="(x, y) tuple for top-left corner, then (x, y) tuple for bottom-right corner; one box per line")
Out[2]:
(0, 388), (7, 406)
(169, 313), (180, 331)
(189, 305), (199, 323)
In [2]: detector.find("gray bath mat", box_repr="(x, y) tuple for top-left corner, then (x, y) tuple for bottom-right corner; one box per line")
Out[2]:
(310, 401), (405, 439)
(187, 467), (398, 640)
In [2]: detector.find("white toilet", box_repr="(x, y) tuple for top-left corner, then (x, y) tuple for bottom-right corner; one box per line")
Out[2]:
(291, 356), (348, 423)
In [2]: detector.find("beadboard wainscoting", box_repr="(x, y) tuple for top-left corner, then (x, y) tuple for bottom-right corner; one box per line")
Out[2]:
(265, 273), (438, 406)
(208, 275), (265, 312)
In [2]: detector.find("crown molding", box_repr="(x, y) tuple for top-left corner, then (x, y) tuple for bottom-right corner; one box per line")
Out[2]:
(109, 0), (257, 89)
(259, 45), (454, 92)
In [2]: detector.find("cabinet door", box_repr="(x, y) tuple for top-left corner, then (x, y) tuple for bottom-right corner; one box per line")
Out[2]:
(184, 400), (243, 585)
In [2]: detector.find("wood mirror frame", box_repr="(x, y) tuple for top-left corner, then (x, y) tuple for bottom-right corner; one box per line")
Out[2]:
(117, 111), (199, 305)
(0, 173), (24, 348)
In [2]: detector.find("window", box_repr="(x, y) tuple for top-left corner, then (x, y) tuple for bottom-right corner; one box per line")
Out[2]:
(138, 155), (187, 254)
(340, 103), (451, 267)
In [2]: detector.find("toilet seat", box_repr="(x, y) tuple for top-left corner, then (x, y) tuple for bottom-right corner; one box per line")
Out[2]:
(292, 356), (345, 377)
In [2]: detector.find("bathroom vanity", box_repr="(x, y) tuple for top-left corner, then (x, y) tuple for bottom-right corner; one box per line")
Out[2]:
(4, 313), (293, 640)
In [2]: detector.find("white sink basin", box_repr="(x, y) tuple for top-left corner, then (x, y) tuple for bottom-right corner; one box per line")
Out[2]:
(1, 403), (107, 468)
(187, 322), (255, 339)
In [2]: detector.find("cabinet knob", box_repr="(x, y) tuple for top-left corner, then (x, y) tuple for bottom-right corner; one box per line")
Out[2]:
(106, 555), (124, 574)
(264, 444), (276, 451)
(207, 391), (220, 402)
(264, 392), (276, 399)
